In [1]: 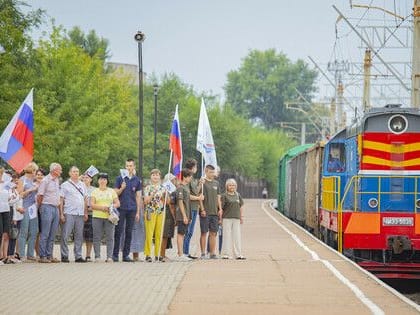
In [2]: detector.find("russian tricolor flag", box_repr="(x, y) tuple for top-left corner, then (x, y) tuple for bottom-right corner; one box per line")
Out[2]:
(169, 105), (182, 179)
(0, 89), (34, 173)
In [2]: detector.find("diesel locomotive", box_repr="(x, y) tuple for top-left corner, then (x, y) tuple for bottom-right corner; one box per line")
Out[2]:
(278, 104), (420, 279)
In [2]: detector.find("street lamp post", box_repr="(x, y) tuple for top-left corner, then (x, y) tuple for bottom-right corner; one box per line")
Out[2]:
(135, 31), (145, 184)
(153, 84), (159, 169)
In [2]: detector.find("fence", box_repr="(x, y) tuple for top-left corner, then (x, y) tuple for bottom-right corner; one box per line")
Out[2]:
(218, 171), (268, 199)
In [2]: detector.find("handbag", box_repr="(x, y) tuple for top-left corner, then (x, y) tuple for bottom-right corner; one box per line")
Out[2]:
(108, 205), (120, 225)
(10, 224), (19, 239)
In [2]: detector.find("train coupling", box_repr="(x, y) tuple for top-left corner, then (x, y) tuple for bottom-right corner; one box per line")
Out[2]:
(387, 236), (411, 254)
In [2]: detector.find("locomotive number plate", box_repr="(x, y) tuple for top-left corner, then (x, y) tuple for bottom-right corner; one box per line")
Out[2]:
(382, 217), (413, 226)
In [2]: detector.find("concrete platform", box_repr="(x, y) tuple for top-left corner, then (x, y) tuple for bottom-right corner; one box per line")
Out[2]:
(167, 200), (420, 315)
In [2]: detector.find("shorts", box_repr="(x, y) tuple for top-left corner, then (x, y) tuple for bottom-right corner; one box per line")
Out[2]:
(0, 211), (11, 235)
(200, 215), (218, 233)
(83, 215), (93, 242)
(163, 213), (175, 238)
(177, 221), (189, 235)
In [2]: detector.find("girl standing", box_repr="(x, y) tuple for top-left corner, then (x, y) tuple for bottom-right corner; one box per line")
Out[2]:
(18, 162), (39, 262)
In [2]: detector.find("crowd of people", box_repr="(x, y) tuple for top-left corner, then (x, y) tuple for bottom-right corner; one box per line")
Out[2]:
(0, 158), (246, 265)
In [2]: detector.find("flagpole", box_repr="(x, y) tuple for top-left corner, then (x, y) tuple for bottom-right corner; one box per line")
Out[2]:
(157, 150), (173, 260)
(201, 153), (205, 188)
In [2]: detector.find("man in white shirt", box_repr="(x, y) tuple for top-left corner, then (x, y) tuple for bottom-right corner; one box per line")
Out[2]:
(59, 166), (88, 263)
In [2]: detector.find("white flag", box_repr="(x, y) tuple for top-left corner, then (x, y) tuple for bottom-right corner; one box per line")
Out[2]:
(84, 165), (99, 178)
(120, 169), (129, 179)
(162, 180), (177, 193)
(196, 99), (217, 168)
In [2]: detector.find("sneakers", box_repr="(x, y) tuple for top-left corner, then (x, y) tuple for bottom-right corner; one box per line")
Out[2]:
(85, 256), (91, 262)
(175, 255), (192, 262)
(236, 256), (246, 260)
(222, 255), (230, 259)
(209, 254), (218, 260)
(187, 255), (198, 260)
(122, 257), (134, 262)
(145, 256), (152, 263)
(112, 256), (119, 262)
(75, 258), (87, 263)
(200, 253), (208, 260)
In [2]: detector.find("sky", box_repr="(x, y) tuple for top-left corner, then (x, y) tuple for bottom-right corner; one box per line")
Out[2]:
(27, 0), (413, 104)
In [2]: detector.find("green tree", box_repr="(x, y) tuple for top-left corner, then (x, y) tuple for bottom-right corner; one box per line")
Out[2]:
(33, 27), (136, 179)
(68, 26), (110, 61)
(225, 49), (318, 129)
(0, 0), (43, 136)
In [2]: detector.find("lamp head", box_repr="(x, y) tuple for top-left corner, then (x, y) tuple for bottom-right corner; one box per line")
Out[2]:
(134, 31), (145, 42)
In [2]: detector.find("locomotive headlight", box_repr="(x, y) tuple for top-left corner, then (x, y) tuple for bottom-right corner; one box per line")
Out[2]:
(388, 115), (408, 134)
(368, 198), (378, 208)
(416, 199), (420, 208)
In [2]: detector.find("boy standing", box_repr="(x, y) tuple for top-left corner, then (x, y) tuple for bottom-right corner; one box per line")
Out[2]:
(175, 169), (193, 262)
(199, 164), (223, 259)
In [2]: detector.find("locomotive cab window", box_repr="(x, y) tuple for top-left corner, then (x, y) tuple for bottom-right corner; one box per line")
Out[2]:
(327, 143), (345, 173)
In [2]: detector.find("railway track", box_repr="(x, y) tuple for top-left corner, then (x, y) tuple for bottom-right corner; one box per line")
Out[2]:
(385, 279), (420, 306)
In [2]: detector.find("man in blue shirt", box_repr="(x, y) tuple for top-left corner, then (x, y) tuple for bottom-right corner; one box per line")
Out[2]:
(328, 156), (344, 172)
(113, 159), (142, 262)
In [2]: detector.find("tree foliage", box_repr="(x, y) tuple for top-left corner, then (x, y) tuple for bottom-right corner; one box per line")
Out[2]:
(0, 0), (43, 135)
(67, 26), (110, 61)
(225, 49), (318, 129)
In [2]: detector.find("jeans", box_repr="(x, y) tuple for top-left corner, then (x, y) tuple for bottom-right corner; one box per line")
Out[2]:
(93, 217), (115, 259)
(39, 204), (59, 259)
(183, 209), (198, 255)
(17, 210), (38, 258)
(8, 220), (21, 256)
(113, 209), (135, 259)
(60, 214), (84, 260)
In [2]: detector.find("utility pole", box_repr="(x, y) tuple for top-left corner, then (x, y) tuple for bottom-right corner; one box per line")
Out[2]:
(328, 60), (348, 130)
(330, 98), (336, 135)
(363, 49), (371, 112)
(309, 55), (355, 113)
(301, 123), (306, 145)
(413, 0), (420, 108)
(337, 80), (345, 129)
